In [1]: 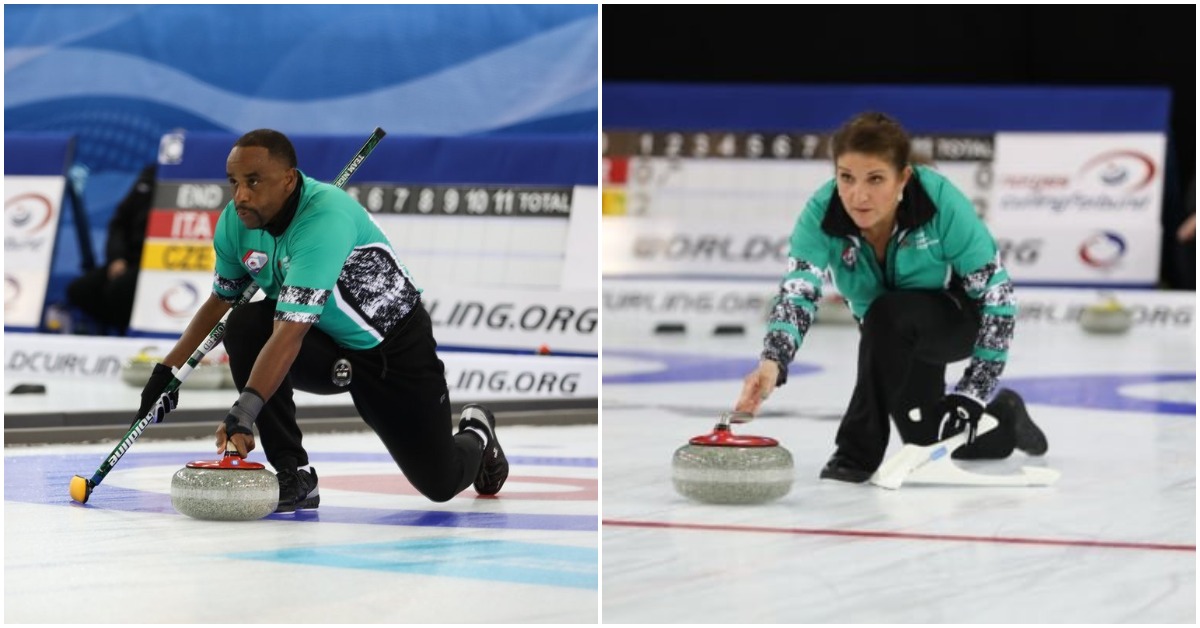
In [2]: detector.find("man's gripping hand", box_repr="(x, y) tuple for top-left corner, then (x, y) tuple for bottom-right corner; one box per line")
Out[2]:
(138, 363), (178, 423)
(215, 389), (264, 456)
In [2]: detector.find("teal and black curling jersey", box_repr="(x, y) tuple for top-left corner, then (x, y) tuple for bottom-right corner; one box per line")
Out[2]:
(212, 171), (421, 351)
(762, 165), (1017, 402)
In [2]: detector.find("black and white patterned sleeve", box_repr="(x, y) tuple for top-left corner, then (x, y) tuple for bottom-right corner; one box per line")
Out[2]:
(955, 253), (1017, 402)
(761, 257), (824, 385)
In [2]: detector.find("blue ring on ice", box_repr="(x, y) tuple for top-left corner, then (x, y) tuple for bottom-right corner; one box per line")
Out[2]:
(604, 349), (1194, 416)
(4, 452), (597, 531)
(998, 372), (1195, 416)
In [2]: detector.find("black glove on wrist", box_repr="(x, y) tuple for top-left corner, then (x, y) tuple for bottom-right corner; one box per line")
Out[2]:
(222, 415), (255, 439)
(934, 393), (985, 443)
(137, 363), (178, 424)
(223, 389), (265, 438)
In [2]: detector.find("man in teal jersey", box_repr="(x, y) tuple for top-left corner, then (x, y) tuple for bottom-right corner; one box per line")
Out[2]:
(735, 112), (1047, 483)
(136, 129), (507, 510)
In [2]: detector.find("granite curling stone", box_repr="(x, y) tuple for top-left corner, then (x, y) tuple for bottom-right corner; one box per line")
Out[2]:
(1079, 296), (1133, 335)
(171, 446), (279, 521)
(672, 412), (794, 504)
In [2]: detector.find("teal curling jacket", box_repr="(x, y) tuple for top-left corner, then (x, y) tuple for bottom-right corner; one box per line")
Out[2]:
(212, 171), (422, 351)
(761, 165), (1017, 402)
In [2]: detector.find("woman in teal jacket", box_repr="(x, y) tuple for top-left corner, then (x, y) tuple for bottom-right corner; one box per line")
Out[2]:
(735, 112), (1047, 483)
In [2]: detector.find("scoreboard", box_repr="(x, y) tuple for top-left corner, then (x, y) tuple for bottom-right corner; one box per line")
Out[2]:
(602, 84), (1170, 288)
(604, 130), (994, 220)
(129, 132), (598, 355)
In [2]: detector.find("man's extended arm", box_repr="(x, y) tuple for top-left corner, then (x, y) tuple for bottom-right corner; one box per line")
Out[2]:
(244, 319), (313, 400)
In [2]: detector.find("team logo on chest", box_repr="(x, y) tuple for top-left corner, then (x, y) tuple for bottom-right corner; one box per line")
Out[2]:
(908, 229), (939, 249)
(841, 243), (858, 269)
(242, 250), (269, 275)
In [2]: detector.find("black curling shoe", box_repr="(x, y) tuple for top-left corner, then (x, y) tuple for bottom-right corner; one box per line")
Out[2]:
(990, 388), (1048, 456)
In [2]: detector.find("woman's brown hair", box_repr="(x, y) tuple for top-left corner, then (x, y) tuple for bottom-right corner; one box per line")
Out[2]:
(830, 112), (912, 172)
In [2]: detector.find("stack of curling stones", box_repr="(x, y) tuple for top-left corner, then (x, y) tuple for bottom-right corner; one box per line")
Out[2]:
(122, 348), (229, 390)
(171, 443), (279, 521)
(1080, 295), (1133, 335)
(672, 411), (794, 504)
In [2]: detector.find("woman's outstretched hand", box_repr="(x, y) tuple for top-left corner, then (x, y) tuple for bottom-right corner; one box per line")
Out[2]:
(735, 359), (780, 416)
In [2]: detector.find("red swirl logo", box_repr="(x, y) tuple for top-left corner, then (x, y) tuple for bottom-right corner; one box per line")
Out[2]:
(5, 275), (19, 309)
(5, 193), (54, 235)
(160, 282), (201, 318)
(1078, 231), (1127, 268)
(1078, 150), (1157, 192)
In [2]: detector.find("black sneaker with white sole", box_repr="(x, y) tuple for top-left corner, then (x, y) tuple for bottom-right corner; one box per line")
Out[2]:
(275, 467), (320, 512)
(458, 404), (508, 495)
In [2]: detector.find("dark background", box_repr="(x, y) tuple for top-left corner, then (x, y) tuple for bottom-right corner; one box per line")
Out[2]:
(602, 5), (1196, 288)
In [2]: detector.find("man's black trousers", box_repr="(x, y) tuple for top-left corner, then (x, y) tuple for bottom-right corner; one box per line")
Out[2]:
(224, 299), (481, 502)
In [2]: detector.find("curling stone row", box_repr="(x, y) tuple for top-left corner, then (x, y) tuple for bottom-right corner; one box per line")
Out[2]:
(121, 349), (234, 390)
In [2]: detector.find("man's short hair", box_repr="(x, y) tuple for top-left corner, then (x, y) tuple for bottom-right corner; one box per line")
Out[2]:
(234, 129), (297, 168)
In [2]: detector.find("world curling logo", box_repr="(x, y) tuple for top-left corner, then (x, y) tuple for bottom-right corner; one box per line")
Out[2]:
(1078, 231), (1127, 269)
(161, 281), (201, 317)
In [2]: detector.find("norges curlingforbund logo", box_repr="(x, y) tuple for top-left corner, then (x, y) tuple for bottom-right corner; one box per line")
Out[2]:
(1077, 150), (1157, 192)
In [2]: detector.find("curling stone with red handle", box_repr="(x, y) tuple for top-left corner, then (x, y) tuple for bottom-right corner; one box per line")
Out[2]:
(170, 443), (279, 521)
(672, 412), (794, 504)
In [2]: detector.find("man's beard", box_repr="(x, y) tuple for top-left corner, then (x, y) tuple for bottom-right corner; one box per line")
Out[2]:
(236, 206), (268, 229)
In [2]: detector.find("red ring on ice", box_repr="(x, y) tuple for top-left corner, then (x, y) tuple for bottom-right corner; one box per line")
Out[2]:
(320, 474), (597, 501)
